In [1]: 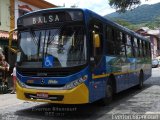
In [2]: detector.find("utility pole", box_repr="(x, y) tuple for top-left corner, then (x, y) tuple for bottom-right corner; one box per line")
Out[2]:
(10, 0), (15, 31)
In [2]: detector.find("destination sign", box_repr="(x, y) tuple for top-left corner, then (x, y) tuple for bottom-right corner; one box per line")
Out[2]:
(17, 11), (83, 27)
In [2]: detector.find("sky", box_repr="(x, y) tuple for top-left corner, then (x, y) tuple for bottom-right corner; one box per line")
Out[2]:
(45, 0), (160, 16)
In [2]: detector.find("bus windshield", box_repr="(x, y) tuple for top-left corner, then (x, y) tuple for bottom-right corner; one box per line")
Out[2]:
(18, 25), (87, 68)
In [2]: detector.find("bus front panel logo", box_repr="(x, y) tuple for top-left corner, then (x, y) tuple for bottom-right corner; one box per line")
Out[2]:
(48, 80), (58, 84)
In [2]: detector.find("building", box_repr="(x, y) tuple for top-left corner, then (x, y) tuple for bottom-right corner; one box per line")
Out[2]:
(0, 0), (56, 66)
(0, 0), (56, 31)
(136, 27), (160, 59)
(0, 0), (56, 89)
(0, 0), (56, 54)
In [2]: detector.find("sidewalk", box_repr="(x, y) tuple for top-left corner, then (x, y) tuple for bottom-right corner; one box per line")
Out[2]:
(0, 94), (23, 109)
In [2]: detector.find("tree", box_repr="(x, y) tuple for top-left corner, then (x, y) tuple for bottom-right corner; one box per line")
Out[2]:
(114, 19), (139, 30)
(146, 16), (160, 29)
(114, 19), (132, 27)
(109, 0), (142, 12)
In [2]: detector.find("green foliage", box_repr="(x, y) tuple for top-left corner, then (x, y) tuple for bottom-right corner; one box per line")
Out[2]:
(145, 16), (160, 29)
(127, 24), (140, 30)
(114, 19), (131, 26)
(109, 0), (141, 12)
(105, 3), (160, 30)
(113, 19), (144, 30)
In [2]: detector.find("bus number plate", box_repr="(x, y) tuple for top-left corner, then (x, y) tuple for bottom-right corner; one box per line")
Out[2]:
(37, 92), (48, 98)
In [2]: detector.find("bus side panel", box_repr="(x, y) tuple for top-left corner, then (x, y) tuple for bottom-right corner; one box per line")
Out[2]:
(106, 56), (131, 93)
(143, 59), (152, 81)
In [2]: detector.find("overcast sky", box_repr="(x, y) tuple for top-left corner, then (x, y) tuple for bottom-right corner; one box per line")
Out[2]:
(45, 0), (160, 16)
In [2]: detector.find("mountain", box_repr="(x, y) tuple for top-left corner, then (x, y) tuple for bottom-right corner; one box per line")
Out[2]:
(105, 3), (160, 24)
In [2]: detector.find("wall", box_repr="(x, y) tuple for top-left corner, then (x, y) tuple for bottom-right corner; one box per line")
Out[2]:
(153, 37), (157, 58)
(14, 0), (40, 28)
(150, 36), (159, 59)
(0, 0), (10, 31)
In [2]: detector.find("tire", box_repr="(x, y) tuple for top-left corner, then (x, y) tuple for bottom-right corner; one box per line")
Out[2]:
(138, 71), (144, 89)
(0, 84), (8, 94)
(100, 82), (113, 106)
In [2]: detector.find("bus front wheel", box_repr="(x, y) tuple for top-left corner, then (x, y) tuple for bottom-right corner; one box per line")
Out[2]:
(100, 82), (113, 106)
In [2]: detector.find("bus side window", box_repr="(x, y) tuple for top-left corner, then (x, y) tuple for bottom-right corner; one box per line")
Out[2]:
(145, 42), (148, 57)
(106, 26), (115, 55)
(133, 38), (138, 57)
(120, 32), (126, 56)
(131, 37), (135, 57)
(126, 35), (132, 57)
(148, 43), (151, 58)
(137, 39), (141, 57)
(114, 31), (126, 56)
(142, 41), (145, 57)
(146, 42), (151, 58)
(139, 40), (142, 57)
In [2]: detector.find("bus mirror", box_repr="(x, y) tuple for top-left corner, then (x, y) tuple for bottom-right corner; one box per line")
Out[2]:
(9, 29), (17, 49)
(93, 34), (100, 48)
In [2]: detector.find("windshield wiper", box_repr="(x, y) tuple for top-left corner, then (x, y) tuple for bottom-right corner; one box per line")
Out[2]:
(29, 29), (43, 61)
(45, 30), (51, 57)
(37, 32), (41, 61)
(42, 30), (47, 63)
(29, 28), (38, 45)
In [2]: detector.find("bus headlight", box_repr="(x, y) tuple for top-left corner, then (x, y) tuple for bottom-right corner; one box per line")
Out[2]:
(64, 75), (88, 90)
(17, 78), (26, 88)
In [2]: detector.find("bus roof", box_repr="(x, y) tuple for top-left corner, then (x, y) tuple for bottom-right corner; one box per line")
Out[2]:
(18, 8), (149, 42)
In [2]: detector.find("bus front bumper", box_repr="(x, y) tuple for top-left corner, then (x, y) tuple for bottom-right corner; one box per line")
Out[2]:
(16, 82), (89, 104)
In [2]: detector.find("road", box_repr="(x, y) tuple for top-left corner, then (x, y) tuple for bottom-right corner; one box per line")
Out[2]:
(0, 68), (160, 120)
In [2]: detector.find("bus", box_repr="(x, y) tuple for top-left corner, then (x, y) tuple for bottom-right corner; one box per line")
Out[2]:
(15, 8), (151, 105)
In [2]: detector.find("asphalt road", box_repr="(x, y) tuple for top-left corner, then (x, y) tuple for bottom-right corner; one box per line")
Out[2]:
(0, 68), (160, 120)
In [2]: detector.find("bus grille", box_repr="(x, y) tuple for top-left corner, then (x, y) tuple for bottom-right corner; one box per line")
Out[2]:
(25, 83), (65, 88)
(17, 65), (87, 77)
(18, 70), (76, 77)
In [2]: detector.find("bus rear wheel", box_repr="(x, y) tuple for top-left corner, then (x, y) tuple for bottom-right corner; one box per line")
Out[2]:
(100, 82), (113, 106)
(138, 71), (144, 89)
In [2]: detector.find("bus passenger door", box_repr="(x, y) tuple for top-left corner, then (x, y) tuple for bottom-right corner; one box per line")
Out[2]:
(89, 24), (106, 102)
